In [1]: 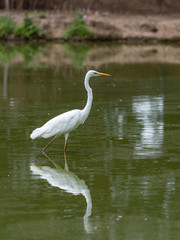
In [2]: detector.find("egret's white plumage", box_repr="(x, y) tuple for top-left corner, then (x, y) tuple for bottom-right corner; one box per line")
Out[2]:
(30, 70), (111, 152)
(30, 109), (83, 139)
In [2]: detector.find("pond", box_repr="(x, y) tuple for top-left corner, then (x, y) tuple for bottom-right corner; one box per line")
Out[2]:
(0, 42), (180, 240)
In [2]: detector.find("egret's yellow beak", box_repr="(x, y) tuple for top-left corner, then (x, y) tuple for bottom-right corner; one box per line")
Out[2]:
(98, 72), (111, 77)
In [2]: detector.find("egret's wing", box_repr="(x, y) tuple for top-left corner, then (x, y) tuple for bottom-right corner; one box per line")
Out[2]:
(31, 109), (82, 139)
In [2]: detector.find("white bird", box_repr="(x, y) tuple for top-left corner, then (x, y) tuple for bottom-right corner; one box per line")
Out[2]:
(30, 70), (111, 152)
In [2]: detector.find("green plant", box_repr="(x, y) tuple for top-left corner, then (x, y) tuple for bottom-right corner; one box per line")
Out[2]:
(14, 12), (42, 39)
(63, 12), (93, 40)
(38, 12), (46, 19)
(0, 15), (16, 36)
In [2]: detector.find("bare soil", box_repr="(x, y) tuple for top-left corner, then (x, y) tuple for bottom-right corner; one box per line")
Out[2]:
(1, 10), (180, 42)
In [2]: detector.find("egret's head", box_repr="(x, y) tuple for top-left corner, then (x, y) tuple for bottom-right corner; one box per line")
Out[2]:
(87, 70), (111, 78)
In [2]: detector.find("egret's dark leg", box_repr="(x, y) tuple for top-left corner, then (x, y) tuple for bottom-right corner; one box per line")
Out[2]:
(42, 136), (57, 153)
(64, 133), (69, 153)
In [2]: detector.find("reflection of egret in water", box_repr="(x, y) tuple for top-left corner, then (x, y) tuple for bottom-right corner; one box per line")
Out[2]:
(30, 153), (93, 233)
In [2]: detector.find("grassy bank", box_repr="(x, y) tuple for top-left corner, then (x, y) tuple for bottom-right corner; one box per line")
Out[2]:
(0, 11), (180, 42)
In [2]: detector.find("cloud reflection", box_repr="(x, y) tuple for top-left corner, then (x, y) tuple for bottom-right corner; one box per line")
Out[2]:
(132, 96), (164, 158)
(30, 153), (93, 233)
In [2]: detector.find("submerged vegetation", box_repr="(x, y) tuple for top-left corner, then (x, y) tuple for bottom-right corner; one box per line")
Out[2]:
(63, 12), (93, 40)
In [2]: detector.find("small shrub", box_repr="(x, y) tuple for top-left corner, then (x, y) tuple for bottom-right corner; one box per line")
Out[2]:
(38, 12), (46, 19)
(14, 12), (42, 39)
(63, 12), (93, 40)
(0, 15), (16, 36)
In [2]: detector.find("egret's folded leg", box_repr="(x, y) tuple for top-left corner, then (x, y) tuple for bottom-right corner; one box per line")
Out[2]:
(64, 133), (69, 152)
(42, 136), (57, 153)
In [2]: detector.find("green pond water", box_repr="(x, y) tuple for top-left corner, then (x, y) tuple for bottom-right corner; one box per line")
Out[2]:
(0, 43), (180, 240)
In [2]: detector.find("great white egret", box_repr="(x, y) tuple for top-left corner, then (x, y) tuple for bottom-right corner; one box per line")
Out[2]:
(30, 70), (111, 152)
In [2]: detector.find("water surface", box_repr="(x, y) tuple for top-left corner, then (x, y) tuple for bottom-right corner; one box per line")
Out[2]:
(0, 43), (180, 240)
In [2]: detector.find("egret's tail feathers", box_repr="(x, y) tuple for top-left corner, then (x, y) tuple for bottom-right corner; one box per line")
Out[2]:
(30, 128), (43, 139)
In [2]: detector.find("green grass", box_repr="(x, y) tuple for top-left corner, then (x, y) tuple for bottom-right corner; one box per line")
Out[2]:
(0, 15), (16, 36)
(0, 13), (43, 40)
(14, 12), (43, 39)
(63, 12), (93, 40)
(38, 12), (46, 19)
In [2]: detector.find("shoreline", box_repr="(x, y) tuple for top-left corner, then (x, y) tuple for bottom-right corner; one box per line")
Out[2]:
(1, 43), (180, 68)
(1, 11), (180, 42)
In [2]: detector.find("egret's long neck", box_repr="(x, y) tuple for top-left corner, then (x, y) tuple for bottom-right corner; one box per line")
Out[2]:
(82, 73), (93, 119)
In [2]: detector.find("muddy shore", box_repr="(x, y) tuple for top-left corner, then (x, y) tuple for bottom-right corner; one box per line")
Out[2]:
(1, 11), (180, 42)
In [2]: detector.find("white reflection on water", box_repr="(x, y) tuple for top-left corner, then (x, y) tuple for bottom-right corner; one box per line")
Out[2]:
(117, 110), (125, 140)
(30, 153), (93, 233)
(132, 96), (164, 158)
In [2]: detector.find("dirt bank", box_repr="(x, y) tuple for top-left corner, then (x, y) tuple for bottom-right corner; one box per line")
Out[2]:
(1, 0), (180, 15)
(1, 11), (180, 42)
